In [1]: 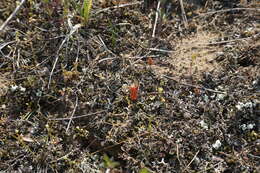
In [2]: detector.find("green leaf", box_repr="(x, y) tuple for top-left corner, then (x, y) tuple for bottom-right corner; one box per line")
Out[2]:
(81, 0), (92, 25)
(139, 167), (151, 173)
(103, 154), (120, 169)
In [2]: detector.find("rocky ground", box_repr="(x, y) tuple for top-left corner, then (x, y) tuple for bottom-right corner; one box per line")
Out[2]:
(0, 0), (259, 172)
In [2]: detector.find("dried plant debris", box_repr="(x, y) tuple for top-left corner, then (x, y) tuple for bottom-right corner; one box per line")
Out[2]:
(0, 0), (259, 172)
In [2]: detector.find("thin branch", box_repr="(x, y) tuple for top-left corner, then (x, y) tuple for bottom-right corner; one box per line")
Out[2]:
(179, 0), (188, 28)
(0, 41), (16, 50)
(248, 154), (260, 159)
(168, 33), (259, 50)
(163, 75), (227, 94)
(65, 95), (78, 133)
(204, 33), (260, 46)
(49, 110), (106, 121)
(152, 1), (161, 37)
(98, 35), (117, 56)
(0, 0), (26, 31)
(183, 150), (200, 172)
(176, 143), (182, 166)
(47, 36), (67, 89)
(95, 2), (142, 14)
(98, 57), (117, 63)
(146, 48), (174, 53)
(50, 149), (77, 163)
(47, 24), (81, 89)
(90, 132), (150, 155)
(197, 161), (224, 173)
(198, 7), (260, 17)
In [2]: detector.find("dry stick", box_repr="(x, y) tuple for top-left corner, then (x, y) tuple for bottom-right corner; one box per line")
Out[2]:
(176, 143), (182, 167)
(0, 0), (26, 31)
(168, 33), (259, 51)
(65, 95), (78, 133)
(152, 1), (161, 38)
(50, 149), (77, 163)
(184, 35), (259, 48)
(205, 39), (248, 46)
(0, 41), (16, 51)
(49, 110), (106, 121)
(96, 35), (118, 64)
(98, 57), (117, 63)
(197, 161), (224, 173)
(47, 24), (81, 89)
(163, 75), (227, 94)
(98, 35), (117, 57)
(183, 150), (200, 172)
(198, 7), (260, 17)
(90, 132), (150, 155)
(248, 154), (260, 159)
(203, 33), (260, 46)
(95, 1), (142, 14)
(146, 47), (174, 53)
(179, 0), (188, 28)
(47, 36), (67, 89)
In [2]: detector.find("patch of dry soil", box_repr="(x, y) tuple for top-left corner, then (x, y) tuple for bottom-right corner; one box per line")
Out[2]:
(170, 31), (223, 79)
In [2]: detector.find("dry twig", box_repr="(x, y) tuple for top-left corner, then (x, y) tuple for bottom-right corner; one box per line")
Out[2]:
(198, 7), (260, 16)
(47, 24), (81, 89)
(176, 143), (182, 167)
(146, 47), (174, 53)
(0, 0), (26, 31)
(183, 150), (200, 172)
(163, 75), (227, 94)
(179, 0), (188, 28)
(152, 1), (161, 37)
(65, 95), (78, 133)
(49, 110), (106, 121)
(98, 35), (117, 56)
(95, 1), (142, 14)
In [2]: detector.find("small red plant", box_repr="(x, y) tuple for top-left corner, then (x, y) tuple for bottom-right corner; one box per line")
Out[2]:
(129, 83), (139, 101)
(147, 57), (154, 65)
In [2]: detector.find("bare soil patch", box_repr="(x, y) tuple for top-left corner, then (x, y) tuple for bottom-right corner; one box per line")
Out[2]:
(0, 0), (259, 172)
(170, 31), (223, 79)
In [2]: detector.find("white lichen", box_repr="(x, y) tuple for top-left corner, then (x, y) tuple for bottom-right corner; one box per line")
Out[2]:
(200, 120), (209, 130)
(212, 140), (222, 149)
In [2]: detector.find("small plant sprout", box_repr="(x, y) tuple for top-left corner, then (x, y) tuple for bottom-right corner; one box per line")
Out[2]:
(81, 0), (92, 25)
(103, 154), (120, 169)
(129, 82), (139, 101)
(139, 167), (151, 173)
(191, 53), (199, 62)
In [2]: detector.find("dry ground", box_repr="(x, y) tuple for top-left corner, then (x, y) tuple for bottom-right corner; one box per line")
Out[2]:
(0, 0), (259, 172)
